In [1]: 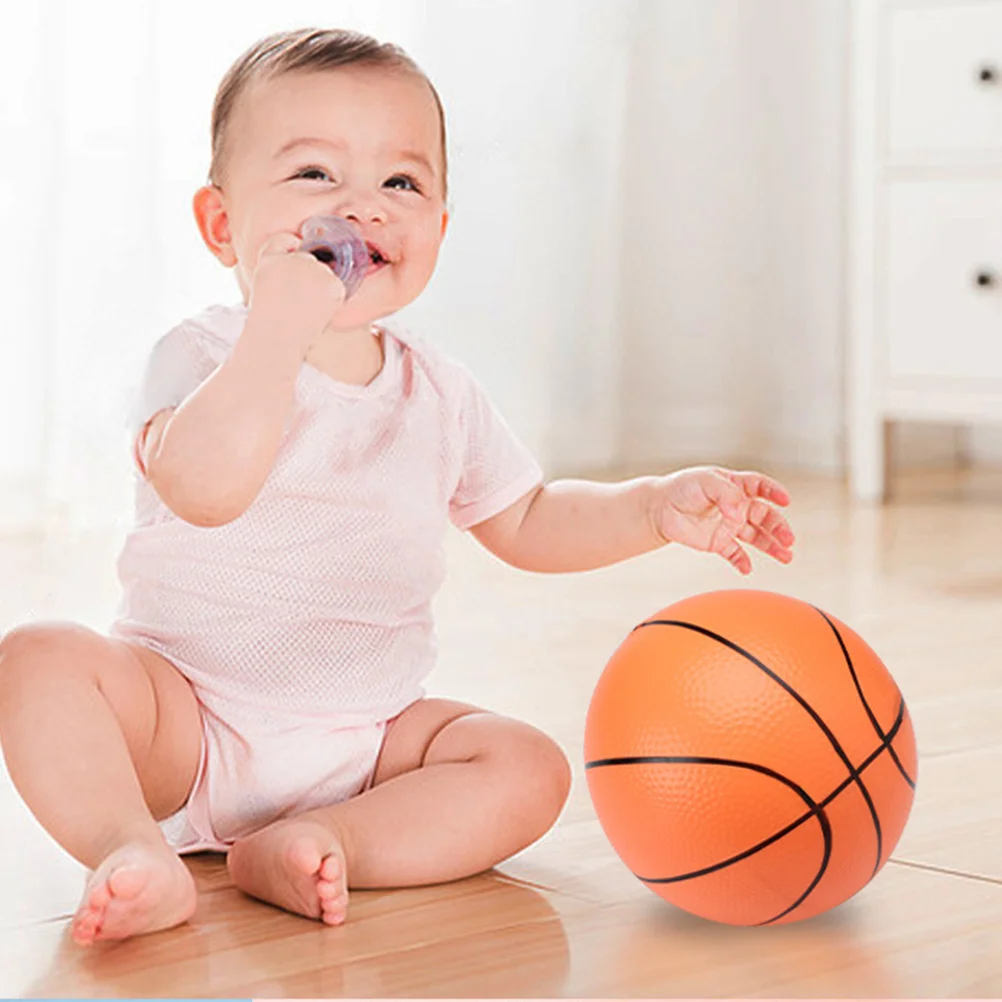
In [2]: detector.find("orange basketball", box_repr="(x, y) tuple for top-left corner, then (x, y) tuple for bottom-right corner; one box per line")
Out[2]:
(584, 589), (917, 925)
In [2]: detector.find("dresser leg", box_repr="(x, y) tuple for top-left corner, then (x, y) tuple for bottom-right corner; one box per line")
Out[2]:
(849, 417), (887, 502)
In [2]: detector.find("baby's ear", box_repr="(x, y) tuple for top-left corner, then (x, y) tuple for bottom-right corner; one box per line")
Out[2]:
(192, 185), (237, 267)
(440, 208), (450, 239)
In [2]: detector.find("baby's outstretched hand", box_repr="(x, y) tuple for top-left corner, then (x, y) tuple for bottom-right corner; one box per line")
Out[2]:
(650, 467), (794, 575)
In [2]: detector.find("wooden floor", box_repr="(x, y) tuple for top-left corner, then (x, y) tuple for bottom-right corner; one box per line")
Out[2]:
(1, 469), (1001, 997)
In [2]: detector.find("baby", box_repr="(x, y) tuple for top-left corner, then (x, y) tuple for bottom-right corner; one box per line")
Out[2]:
(0, 28), (795, 946)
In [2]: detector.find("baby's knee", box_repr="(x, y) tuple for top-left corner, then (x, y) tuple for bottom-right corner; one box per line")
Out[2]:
(511, 725), (572, 823)
(0, 622), (99, 694)
(543, 734), (573, 814)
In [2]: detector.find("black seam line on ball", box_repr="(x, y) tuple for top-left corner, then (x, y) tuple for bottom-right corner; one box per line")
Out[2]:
(813, 608), (916, 790)
(633, 619), (884, 875)
(586, 755), (834, 925)
(585, 757), (823, 875)
(765, 699), (906, 886)
(585, 700), (905, 901)
(760, 701), (906, 909)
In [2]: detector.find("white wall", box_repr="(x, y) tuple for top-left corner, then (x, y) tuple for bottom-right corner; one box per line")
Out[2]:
(406, 1), (635, 476)
(617, 0), (848, 474)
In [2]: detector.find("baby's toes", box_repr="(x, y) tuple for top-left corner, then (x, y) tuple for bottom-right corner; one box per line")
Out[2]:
(71, 886), (109, 944)
(71, 911), (102, 945)
(85, 880), (112, 913)
(318, 853), (343, 884)
(319, 890), (349, 925)
(316, 854), (348, 924)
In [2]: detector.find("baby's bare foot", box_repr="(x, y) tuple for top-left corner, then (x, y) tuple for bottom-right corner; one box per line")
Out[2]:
(227, 819), (349, 925)
(71, 842), (197, 946)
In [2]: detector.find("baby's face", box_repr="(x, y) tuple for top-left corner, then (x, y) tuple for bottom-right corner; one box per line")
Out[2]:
(210, 66), (448, 329)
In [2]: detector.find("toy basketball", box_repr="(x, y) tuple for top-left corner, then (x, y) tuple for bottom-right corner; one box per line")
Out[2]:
(584, 589), (917, 925)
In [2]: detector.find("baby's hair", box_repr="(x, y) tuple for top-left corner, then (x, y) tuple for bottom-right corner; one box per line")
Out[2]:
(209, 27), (448, 194)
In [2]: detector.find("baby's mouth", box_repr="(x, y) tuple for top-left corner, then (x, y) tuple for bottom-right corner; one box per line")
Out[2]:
(366, 243), (390, 273)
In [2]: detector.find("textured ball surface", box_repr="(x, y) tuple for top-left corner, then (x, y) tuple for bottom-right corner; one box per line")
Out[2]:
(584, 589), (917, 925)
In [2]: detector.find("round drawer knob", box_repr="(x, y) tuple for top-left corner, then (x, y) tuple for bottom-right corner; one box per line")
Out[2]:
(974, 270), (997, 288)
(976, 64), (999, 84)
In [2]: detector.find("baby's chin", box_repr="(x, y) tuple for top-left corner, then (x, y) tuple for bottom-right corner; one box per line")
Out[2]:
(326, 300), (399, 333)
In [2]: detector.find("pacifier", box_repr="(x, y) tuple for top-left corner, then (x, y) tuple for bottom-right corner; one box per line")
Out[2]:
(298, 215), (370, 299)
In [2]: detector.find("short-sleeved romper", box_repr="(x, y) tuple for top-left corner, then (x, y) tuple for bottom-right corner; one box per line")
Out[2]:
(110, 304), (542, 852)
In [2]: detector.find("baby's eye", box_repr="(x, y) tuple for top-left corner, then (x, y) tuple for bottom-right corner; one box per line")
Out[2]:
(384, 174), (421, 193)
(293, 166), (333, 182)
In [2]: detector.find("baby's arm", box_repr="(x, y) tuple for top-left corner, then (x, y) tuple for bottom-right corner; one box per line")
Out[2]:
(471, 477), (663, 573)
(141, 234), (344, 526)
(470, 468), (794, 576)
(140, 316), (304, 526)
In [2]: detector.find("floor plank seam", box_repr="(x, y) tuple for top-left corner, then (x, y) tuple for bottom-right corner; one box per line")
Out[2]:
(493, 871), (565, 896)
(3, 912), (73, 933)
(889, 856), (1002, 887)
(918, 745), (1002, 761)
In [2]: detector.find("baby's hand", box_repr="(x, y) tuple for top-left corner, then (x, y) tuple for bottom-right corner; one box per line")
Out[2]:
(650, 466), (794, 575)
(248, 232), (347, 352)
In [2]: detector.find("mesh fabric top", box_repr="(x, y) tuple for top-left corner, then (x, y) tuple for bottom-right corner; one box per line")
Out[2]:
(111, 304), (543, 720)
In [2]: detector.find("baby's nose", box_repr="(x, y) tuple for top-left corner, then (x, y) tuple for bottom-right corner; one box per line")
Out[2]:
(338, 196), (387, 225)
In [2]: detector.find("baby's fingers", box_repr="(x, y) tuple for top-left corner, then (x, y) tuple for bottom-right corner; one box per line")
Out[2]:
(717, 536), (753, 575)
(727, 470), (792, 506)
(738, 526), (794, 563)
(755, 500), (794, 545)
(257, 231), (307, 262)
(737, 500), (795, 562)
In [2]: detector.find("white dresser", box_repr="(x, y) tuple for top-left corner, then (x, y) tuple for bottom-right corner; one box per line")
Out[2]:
(848, 0), (1002, 499)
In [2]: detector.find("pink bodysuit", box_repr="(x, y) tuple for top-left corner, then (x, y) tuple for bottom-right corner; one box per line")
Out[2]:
(110, 304), (543, 852)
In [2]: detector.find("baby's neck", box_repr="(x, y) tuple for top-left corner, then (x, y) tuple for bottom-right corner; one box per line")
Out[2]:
(305, 325), (385, 387)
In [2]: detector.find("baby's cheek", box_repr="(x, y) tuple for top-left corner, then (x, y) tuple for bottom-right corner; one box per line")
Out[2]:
(407, 234), (444, 279)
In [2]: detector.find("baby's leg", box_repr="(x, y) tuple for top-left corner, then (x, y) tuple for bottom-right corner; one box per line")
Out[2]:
(226, 699), (571, 924)
(0, 623), (203, 944)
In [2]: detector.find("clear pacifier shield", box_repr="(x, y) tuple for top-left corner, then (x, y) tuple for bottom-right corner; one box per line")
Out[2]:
(298, 215), (369, 299)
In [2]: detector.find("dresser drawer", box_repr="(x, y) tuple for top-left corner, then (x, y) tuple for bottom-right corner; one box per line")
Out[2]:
(885, 180), (1002, 381)
(888, 1), (1002, 154)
